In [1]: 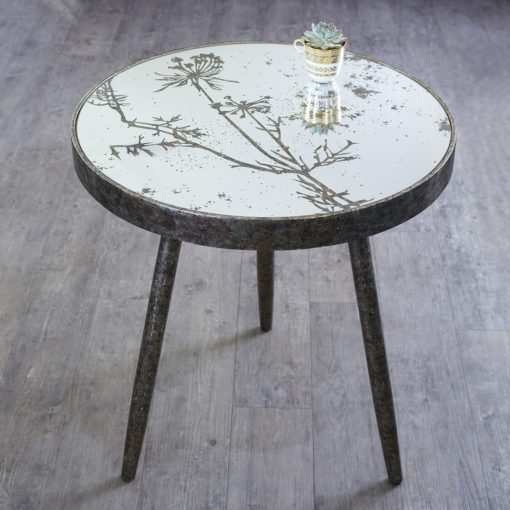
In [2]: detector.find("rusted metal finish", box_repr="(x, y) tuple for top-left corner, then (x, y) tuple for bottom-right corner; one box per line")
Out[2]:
(257, 250), (274, 332)
(121, 236), (181, 482)
(348, 237), (402, 485)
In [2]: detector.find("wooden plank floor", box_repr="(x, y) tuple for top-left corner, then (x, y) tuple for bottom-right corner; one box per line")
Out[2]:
(1, 0), (509, 508)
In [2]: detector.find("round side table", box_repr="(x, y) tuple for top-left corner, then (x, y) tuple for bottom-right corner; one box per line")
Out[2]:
(71, 42), (456, 485)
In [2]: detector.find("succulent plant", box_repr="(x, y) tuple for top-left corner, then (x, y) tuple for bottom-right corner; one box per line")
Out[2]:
(304, 22), (346, 50)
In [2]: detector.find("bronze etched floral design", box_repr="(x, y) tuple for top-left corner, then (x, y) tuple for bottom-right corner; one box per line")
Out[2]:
(88, 52), (367, 212)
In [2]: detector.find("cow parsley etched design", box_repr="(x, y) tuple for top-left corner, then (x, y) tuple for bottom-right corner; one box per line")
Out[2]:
(88, 52), (367, 212)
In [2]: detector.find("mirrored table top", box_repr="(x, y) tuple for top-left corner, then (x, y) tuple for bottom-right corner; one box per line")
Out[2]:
(73, 42), (454, 219)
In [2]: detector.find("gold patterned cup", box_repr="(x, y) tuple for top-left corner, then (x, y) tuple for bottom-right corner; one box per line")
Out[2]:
(293, 39), (346, 83)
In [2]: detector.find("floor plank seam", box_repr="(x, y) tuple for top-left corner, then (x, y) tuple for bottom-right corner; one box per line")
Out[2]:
(307, 250), (317, 509)
(428, 235), (492, 508)
(455, 327), (510, 334)
(232, 405), (313, 410)
(224, 251), (244, 510)
(453, 327), (494, 510)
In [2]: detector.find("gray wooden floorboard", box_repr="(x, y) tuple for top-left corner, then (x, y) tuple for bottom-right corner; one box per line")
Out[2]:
(375, 230), (490, 509)
(459, 329), (510, 510)
(1, 0), (509, 508)
(234, 250), (312, 409)
(226, 407), (314, 510)
(309, 245), (355, 303)
(311, 301), (403, 510)
(135, 244), (241, 510)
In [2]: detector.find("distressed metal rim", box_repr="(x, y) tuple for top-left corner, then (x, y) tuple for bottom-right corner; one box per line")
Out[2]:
(70, 41), (456, 250)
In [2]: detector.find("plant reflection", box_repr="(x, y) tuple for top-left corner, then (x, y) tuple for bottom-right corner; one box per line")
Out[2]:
(300, 81), (342, 135)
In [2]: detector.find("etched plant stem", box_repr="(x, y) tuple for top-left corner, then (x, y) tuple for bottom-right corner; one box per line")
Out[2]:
(246, 111), (308, 172)
(196, 83), (295, 172)
(297, 172), (363, 208)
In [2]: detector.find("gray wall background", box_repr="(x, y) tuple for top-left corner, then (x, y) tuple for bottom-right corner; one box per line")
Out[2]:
(1, 0), (509, 508)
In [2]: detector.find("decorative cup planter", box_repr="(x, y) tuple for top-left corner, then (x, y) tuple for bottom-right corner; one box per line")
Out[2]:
(294, 39), (346, 83)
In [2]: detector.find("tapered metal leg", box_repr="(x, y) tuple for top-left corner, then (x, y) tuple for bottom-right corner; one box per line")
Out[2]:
(348, 237), (403, 485)
(257, 250), (274, 332)
(121, 236), (181, 482)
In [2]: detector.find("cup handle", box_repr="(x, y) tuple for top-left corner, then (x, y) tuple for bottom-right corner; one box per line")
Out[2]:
(293, 38), (306, 54)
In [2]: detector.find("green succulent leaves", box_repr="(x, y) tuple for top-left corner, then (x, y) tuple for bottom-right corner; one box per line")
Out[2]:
(304, 22), (346, 50)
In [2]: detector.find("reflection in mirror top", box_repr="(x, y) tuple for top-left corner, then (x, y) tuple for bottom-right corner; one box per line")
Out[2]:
(297, 81), (342, 135)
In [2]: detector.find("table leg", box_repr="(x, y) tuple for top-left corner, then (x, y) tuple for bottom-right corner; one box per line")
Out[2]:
(121, 236), (181, 482)
(257, 250), (274, 332)
(348, 238), (403, 485)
